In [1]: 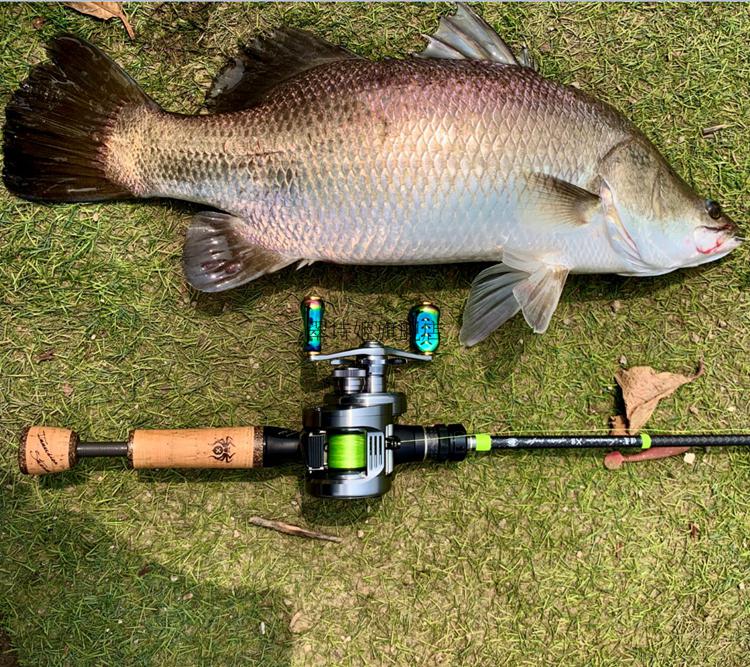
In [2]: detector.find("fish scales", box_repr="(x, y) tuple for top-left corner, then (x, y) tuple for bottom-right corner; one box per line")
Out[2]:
(3, 4), (739, 345)
(108, 59), (632, 265)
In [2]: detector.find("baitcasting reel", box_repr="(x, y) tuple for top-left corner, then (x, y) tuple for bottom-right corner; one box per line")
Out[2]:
(301, 339), (469, 498)
(18, 297), (750, 499)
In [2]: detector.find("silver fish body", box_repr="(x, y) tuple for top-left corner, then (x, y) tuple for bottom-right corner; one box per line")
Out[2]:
(4, 5), (740, 345)
(115, 60), (631, 271)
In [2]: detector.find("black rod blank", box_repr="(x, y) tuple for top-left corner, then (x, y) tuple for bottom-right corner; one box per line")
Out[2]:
(77, 442), (128, 457)
(489, 434), (750, 451)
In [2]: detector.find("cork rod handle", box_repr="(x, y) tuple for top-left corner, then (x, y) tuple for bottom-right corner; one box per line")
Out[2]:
(19, 425), (267, 475)
(129, 427), (264, 469)
(19, 426), (78, 475)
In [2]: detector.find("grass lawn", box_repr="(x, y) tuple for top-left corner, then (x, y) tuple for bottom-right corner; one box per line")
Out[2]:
(1, 2), (749, 665)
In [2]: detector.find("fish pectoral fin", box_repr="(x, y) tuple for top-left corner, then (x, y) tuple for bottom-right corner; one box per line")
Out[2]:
(460, 258), (569, 346)
(512, 263), (569, 334)
(183, 211), (298, 292)
(206, 29), (362, 113)
(522, 173), (601, 231)
(460, 264), (523, 347)
(416, 3), (522, 66)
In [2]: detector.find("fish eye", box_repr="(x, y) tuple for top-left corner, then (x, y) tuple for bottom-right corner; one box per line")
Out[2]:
(705, 199), (722, 220)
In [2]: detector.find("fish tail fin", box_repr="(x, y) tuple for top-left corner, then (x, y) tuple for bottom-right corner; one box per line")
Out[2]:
(3, 34), (158, 203)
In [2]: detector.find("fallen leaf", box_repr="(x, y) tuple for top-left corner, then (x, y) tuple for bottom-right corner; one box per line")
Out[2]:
(608, 415), (629, 436)
(689, 523), (699, 541)
(35, 349), (55, 363)
(62, 383), (74, 397)
(289, 611), (311, 634)
(137, 564), (151, 577)
(64, 2), (134, 39)
(614, 362), (703, 433)
(32, 16), (46, 29)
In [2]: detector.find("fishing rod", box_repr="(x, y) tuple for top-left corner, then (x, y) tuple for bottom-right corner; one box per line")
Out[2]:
(19, 298), (750, 499)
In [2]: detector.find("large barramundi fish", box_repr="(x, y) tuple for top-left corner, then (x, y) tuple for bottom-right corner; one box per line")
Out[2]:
(3, 5), (741, 345)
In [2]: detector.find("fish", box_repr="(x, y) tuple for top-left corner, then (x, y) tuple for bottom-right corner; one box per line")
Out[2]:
(3, 4), (741, 346)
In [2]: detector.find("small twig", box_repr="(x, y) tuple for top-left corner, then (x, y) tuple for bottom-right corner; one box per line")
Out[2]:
(702, 123), (730, 138)
(248, 516), (343, 543)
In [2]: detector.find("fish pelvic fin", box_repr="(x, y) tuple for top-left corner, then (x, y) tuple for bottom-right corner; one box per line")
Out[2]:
(3, 34), (158, 203)
(183, 212), (298, 292)
(206, 28), (362, 113)
(460, 254), (569, 346)
(512, 263), (569, 334)
(459, 264), (522, 347)
(417, 3), (529, 68)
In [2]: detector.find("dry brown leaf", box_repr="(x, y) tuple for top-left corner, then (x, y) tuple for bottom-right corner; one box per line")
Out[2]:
(64, 2), (134, 39)
(608, 415), (629, 436)
(35, 349), (55, 363)
(614, 363), (703, 433)
(289, 611), (311, 634)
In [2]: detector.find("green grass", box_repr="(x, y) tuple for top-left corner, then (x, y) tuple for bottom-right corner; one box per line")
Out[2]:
(1, 2), (750, 665)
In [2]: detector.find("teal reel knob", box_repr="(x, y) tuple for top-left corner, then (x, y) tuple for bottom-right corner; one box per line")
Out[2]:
(409, 302), (440, 355)
(302, 295), (324, 355)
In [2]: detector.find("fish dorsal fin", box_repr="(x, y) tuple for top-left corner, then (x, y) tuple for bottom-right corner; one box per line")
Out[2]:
(206, 28), (362, 113)
(416, 3), (520, 66)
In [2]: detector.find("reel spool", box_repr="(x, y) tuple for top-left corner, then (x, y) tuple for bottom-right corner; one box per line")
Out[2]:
(327, 432), (367, 470)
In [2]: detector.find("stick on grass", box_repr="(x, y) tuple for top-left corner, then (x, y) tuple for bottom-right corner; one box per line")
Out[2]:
(248, 516), (343, 543)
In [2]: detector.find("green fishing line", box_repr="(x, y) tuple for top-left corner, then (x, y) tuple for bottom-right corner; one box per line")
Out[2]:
(327, 433), (367, 469)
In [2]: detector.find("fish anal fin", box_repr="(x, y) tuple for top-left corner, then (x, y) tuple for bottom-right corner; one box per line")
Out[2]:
(207, 28), (362, 113)
(416, 3), (520, 66)
(183, 211), (298, 292)
(523, 173), (600, 231)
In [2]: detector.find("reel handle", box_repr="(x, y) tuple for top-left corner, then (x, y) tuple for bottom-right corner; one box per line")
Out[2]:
(19, 425), (271, 475)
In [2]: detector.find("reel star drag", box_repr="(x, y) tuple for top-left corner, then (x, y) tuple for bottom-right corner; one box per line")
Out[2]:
(18, 298), (750, 499)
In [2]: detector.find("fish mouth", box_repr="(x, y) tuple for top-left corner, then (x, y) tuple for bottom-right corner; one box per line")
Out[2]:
(694, 223), (742, 257)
